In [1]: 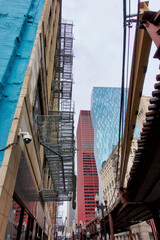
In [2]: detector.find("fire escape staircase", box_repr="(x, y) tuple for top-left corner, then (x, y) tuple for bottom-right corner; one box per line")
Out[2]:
(37, 20), (76, 207)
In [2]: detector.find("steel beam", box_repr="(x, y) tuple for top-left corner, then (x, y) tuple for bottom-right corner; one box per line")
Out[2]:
(143, 11), (160, 59)
(120, 2), (152, 186)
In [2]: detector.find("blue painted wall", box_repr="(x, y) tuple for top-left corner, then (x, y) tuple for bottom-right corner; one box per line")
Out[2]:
(0, 0), (45, 165)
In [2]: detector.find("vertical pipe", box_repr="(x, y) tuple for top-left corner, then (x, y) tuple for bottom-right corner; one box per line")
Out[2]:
(108, 213), (115, 240)
(128, 227), (133, 240)
(101, 205), (107, 240)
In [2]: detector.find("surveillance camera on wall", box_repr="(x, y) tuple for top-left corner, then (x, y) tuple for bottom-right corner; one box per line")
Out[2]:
(18, 128), (32, 144)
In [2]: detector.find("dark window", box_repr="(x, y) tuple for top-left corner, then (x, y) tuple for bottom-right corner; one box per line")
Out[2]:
(5, 199), (21, 239)
(35, 224), (42, 240)
(33, 74), (43, 133)
(48, 9), (52, 26)
(4, 197), (34, 240)
(149, 233), (154, 240)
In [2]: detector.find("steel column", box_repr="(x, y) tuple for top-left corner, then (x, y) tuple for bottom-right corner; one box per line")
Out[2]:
(147, 219), (159, 240)
(120, 2), (152, 186)
(150, 206), (160, 240)
(128, 227), (133, 240)
(108, 213), (115, 240)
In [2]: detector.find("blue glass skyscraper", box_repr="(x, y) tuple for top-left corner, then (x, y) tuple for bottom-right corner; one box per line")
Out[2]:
(91, 87), (128, 175)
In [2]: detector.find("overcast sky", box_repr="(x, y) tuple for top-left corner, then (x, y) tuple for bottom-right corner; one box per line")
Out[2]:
(60, 0), (159, 222)
(62, 0), (159, 130)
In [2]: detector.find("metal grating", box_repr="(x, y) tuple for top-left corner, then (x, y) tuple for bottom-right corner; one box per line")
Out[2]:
(37, 111), (75, 202)
(52, 20), (74, 113)
(39, 189), (71, 202)
(38, 20), (75, 203)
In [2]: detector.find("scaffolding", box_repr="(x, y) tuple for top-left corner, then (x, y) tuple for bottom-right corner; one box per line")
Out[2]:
(38, 20), (76, 203)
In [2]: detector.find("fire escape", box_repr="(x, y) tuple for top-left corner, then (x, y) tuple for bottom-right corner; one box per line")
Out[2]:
(37, 20), (76, 207)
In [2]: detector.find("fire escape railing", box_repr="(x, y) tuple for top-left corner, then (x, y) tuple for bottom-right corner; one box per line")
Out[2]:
(38, 20), (76, 205)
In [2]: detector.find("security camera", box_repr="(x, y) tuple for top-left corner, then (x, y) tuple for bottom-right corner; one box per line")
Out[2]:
(18, 128), (32, 144)
(22, 132), (32, 144)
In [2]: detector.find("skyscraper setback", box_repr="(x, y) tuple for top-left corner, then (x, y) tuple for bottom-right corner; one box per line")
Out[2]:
(77, 110), (99, 224)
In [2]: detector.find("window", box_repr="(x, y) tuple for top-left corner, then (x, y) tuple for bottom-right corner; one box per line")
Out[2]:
(20, 211), (29, 240)
(35, 224), (42, 240)
(149, 233), (154, 240)
(33, 74), (43, 133)
(48, 9), (51, 26)
(43, 232), (48, 240)
(5, 199), (21, 239)
(5, 197), (34, 240)
(25, 215), (34, 240)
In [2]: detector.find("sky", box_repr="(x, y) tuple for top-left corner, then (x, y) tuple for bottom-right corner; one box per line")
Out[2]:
(62, 0), (159, 129)
(60, 0), (159, 222)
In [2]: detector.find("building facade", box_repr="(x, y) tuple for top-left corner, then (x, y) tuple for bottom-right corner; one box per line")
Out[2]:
(100, 138), (138, 207)
(91, 87), (128, 175)
(100, 96), (152, 239)
(100, 138), (153, 240)
(137, 96), (150, 132)
(90, 87), (127, 200)
(90, 87), (140, 200)
(76, 110), (99, 224)
(0, 0), (75, 239)
(113, 222), (153, 240)
(64, 201), (76, 238)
